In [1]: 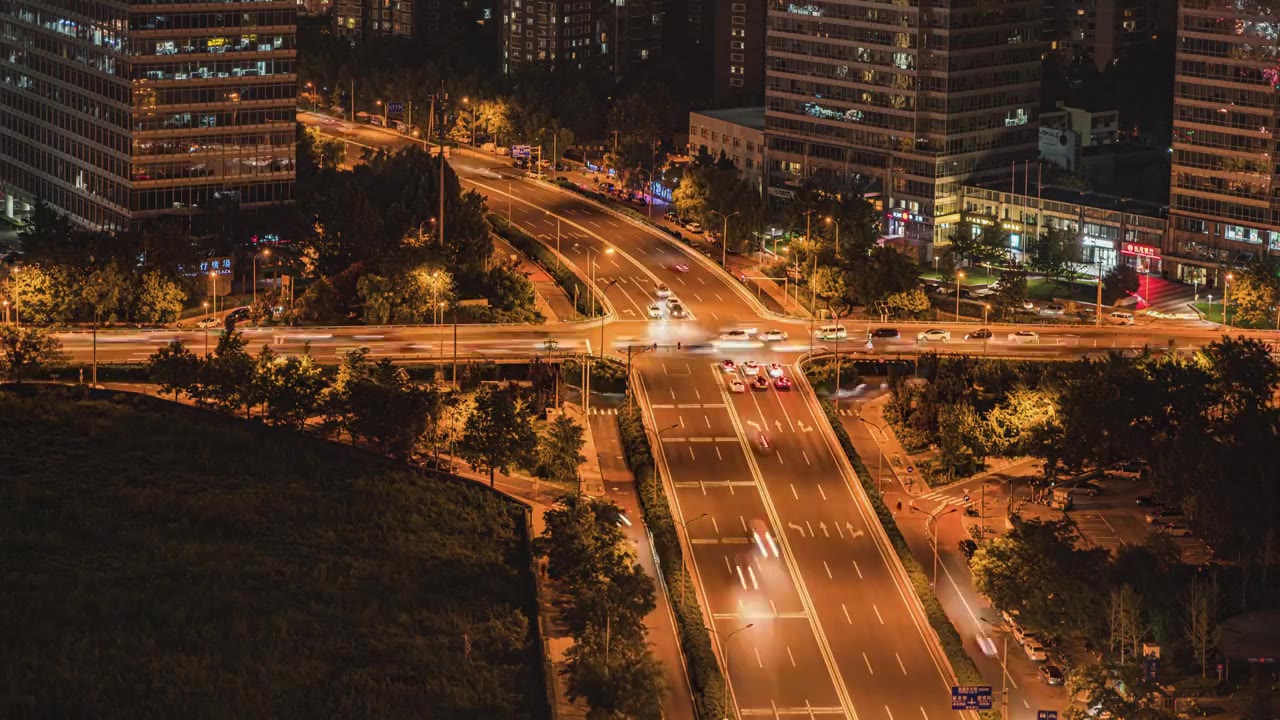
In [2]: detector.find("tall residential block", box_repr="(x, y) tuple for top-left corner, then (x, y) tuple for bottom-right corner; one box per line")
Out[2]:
(0, 0), (297, 231)
(764, 0), (1042, 249)
(501, 0), (661, 76)
(1164, 0), (1279, 287)
(710, 0), (764, 103)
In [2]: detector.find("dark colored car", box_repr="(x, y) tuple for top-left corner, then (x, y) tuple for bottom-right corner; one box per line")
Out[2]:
(958, 539), (978, 560)
(965, 328), (993, 340)
(870, 328), (900, 338)
(1136, 495), (1160, 506)
(1038, 664), (1064, 686)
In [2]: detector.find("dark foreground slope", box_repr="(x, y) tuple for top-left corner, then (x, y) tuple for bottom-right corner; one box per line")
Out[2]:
(0, 386), (546, 720)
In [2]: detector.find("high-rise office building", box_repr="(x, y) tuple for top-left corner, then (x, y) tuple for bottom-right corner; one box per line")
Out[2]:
(764, 0), (1042, 249)
(0, 0), (297, 232)
(500, 0), (660, 76)
(1164, 0), (1280, 287)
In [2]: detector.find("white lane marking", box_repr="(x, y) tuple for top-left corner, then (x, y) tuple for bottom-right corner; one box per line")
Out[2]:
(873, 605), (884, 624)
(887, 706), (894, 720)
(704, 415), (711, 427)
(711, 516), (720, 534)
(670, 389), (676, 399)
(1023, 700), (1031, 709)
(694, 293), (704, 302)
(724, 556), (732, 573)
(679, 416), (686, 428)
(697, 276), (706, 284)
(804, 450), (812, 466)
(863, 652), (874, 675)
(777, 450), (784, 464)
(817, 483), (826, 500)
(791, 484), (798, 499)
(694, 388), (702, 399)
(716, 446), (723, 460)
(688, 446), (696, 460)
(754, 647), (764, 668)
(787, 646), (797, 667)
(675, 276), (686, 285)
(842, 604), (852, 624)
(896, 652), (907, 675)
(823, 560), (832, 579)
(710, 312), (719, 321)
(921, 708), (929, 720)
(740, 516), (749, 532)
(716, 292), (724, 301)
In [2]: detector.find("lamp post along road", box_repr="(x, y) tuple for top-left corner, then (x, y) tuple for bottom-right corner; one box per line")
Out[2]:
(711, 210), (739, 268)
(858, 415), (889, 495)
(911, 504), (959, 587)
(1224, 272), (1233, 329)
(955, 270), (965, 320)
(253, 248), (270, 305)
(675, 511), (707, 603)
(710, 623), (754, 720)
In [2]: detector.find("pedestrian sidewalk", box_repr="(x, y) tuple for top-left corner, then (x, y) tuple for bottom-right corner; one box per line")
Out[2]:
(493, 235), (577, 323)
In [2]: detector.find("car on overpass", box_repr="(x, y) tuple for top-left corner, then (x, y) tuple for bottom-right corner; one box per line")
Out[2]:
(719, 329), (752, 341)
(752, 375), (769, 391)
(870, 327), (900, 338)
(655, 283), (672, 298)
(964, 328), (993, 340)
(729, 378), (746, 393)
(647, 304), (664, 319)
(1008, 330), (1040, 344)
(669, 303), (688, 318)
(816, 325), (847, 340)
(917, 328), (951, 342)
(760, 329), (789, 341)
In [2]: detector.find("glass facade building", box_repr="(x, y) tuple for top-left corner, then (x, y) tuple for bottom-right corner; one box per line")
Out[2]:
(1165, 0), (1279, 288)
(763, 0), (1042, 248)
(0, 0), (296, 232)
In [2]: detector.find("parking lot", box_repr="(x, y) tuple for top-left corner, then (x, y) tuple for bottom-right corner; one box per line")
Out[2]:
(1065, 474), (1213, 564)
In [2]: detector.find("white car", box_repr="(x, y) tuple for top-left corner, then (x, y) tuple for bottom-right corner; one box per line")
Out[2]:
(197, 316), (221, 328)
(767, 363), (785, 378)
(742, 360), (761, 374)
(729, 378), (746, 393)
(1023, 641), (1048, 662)
(719, 329), (752, 341)
(1008, 330), (1040, 344)
(647, 303), (664, 319)
(685, 221), (704, 233)
(760, 329), (789, 342)
(917, 329), (951, 342)
(815, 325), (847, 340)
(655, 283), (672, 298)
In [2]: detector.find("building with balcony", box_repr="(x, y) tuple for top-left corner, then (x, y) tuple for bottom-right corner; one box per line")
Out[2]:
(0, 0), (297, 232)
(1165, 0), (1280, 289)
(501, 0), (661, 77)
(763, 0), (1042, 253)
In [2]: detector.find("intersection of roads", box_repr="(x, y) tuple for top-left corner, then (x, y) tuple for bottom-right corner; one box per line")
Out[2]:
(51, 114), (1273, 720)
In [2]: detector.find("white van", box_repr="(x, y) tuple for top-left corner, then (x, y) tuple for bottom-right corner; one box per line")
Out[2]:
(1108, 311), (1135, 326)
(816, 325), (848, 340)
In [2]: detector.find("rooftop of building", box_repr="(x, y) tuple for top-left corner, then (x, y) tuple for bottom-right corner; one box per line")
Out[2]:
(965, 180), (1168, 220)
(690, 106), (766, 131)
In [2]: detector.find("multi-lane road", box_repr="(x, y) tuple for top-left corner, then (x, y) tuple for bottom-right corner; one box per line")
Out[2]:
(51, 113), (1271, 720)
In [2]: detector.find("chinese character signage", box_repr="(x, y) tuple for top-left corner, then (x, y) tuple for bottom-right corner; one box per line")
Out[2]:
(198, 257), (234, 276)
(951, 686), (993, 711)
(1120, 242), (1160, 259)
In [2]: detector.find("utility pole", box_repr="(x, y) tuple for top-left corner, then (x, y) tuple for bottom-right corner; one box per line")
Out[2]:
(1095, 258), (1103, 327)
(438, 86), (446, 249)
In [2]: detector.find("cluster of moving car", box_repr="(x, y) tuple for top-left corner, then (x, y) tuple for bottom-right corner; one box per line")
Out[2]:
(721, 358), (791, 393)
(648, 283), (689, 319)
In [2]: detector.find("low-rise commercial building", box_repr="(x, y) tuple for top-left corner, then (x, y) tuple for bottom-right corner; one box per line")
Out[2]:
(688, 107), (765, 194)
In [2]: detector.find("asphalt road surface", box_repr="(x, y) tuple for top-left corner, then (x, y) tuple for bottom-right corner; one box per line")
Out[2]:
(55, 114), (1270, 720)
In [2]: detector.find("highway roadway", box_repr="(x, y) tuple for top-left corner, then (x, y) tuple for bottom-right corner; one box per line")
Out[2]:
(48, 114), (1273, 720)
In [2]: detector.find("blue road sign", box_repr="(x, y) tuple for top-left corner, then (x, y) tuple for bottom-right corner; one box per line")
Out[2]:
(1038, 711), (1058, 720)
(387, 101), (404, 116)
(512, 144), (532, 159)
(951, 686), (993, 711)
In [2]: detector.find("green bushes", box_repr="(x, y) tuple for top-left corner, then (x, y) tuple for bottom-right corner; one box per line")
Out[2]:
(489, 214), (601, 319)
(617, 403), (729, 720)
(817, 400), (999, 720)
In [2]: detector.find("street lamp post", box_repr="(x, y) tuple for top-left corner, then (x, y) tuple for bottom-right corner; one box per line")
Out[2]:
(675, 511), (708, 603)
(1224, 272), (1234, 330)
(376, 100), (388, 128)
(208, 271), (219, 318)
(981, 618), (1011, 720)
(911, 504), (960, 587)
(252, 248), (270, 305)
(858, 415), (889, 495)
(462, 97), (476, 147)
(201, 301), (210, 356)
(600, 279), (619, 357)
(708, 623), (754, 720)
(825, 216), (841, 259)
(710, 210), (739, 268)
(955, 270), (965, 321)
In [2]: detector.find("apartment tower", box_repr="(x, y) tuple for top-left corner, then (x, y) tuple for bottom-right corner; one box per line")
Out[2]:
(764, 0), (1042, 248)
(0, 0), (297, 231)
(1164, 0), (1280, 286)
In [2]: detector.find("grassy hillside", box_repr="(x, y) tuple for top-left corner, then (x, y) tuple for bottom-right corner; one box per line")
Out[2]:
(0, 386), (546, 720)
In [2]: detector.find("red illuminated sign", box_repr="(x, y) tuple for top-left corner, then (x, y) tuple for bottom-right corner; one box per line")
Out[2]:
(1121, 242), (1160, 259)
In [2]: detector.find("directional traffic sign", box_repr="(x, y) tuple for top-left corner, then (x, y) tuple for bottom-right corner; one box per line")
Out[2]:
(907, 466), (915, 474)
(1038, 712), (1058, 720)
(951, 686), (993, 711)
(387, 101), (403, 116)
(512, 144), (532, 158)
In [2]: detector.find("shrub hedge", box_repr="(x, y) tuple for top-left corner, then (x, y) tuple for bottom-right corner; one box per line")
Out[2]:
(813, 397), (1001, 720)
(489, 214), (602, 319)
(616, 402), (729, 720)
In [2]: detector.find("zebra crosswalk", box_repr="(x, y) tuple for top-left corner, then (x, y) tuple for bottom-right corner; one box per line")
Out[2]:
(588, 407), (619, 415)
(915, 489), (976, 509)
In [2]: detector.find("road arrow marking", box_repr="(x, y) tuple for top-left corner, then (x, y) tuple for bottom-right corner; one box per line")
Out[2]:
(798, 421), (814, 432)
(788, 521), (806, 537)
(819, 522), (829, 538)
(746, 420), (761, 430)
(775, 419), (783, 432)
(621, 308), (636, 316)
